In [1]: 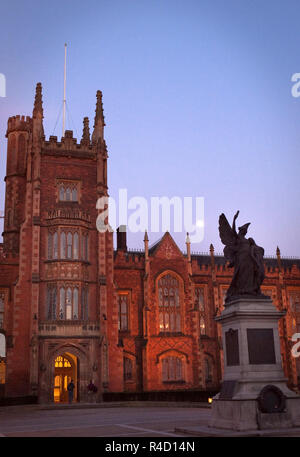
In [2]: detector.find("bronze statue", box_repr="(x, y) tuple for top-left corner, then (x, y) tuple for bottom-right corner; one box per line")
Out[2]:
(219, 211), (266, 304)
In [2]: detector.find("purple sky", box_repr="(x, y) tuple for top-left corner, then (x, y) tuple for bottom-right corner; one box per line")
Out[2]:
(0, 0), (299, 257)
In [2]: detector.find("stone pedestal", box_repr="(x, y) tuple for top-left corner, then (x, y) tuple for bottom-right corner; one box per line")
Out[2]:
(210, 298), (300, 431)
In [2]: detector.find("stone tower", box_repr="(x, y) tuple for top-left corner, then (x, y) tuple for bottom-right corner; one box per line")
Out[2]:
(3, 83), (123, 402)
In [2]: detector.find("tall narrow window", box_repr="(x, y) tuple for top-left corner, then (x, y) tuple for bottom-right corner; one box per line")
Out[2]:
(59, 287), (65, 319)
(158, 274), (181, 333)
(162, 357), (183, 382)
(59, 185), (65, 201)
(66, 187), (71, 201)
(67, 232), (72, 259)
(119, 294), (129, 331)
(60, 232), (66, 259)
(73, 287), (79, 319)
(82, 233), (88, 261)
(47, 286), (57, 320)
(72, 187), (78, 202)
(66, 287), (72, 319)
(195, 288), (204, 311)
(200, 316), (206, 335)
(53, 232), (58, 259)
(73, 232), (79, 259)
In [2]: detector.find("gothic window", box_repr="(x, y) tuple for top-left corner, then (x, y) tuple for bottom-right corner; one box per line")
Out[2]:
(58, 183), (78, 202)
(60, 232), (66, 259)
(195, 288), (205, 311)
(200, 316), (206, 336)
(0, 293), (4, 328)
(49, 230), (83, 260)
(124, 357), (133, 381)
(289, 292), (300, 313)
(67, 232), (72, 259)
(59, 286), (80, 320)
(53, 232), (58, 259)
(162, 356), (183, 382)
(73, 232), (79, 259)
(158, 274), (181, 333)
(82, 233), (88, 261)
(55, 356), (71, 368)
(119, 294), (129, 331)
(46, 285), (57, 320)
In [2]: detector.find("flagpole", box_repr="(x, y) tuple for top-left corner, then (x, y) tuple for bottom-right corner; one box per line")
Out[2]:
(62, 43), (67, 136)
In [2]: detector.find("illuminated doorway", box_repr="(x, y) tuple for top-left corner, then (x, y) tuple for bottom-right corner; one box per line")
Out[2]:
(53, 352), (78, 403)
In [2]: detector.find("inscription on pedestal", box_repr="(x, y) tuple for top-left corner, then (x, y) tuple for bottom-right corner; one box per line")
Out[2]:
(225, 328), (239, 366)
(247, 328), (276, 364)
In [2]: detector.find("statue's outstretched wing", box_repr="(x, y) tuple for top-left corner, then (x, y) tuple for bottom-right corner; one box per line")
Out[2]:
(218, 213), (237, 246)
(219, 213), (238, 266)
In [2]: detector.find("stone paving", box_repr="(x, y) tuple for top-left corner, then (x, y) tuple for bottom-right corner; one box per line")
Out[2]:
(0, 402), (299, 438)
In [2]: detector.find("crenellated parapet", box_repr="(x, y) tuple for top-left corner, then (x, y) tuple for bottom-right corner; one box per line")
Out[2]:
(6, 115), (32, 136)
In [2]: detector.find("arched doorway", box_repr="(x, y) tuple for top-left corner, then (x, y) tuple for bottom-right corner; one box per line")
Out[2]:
(53, 352), (78, 403)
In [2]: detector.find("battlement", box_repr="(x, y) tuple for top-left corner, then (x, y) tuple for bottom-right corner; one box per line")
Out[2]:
(6, 115), (32, 136)
(42, 130), (106, 157)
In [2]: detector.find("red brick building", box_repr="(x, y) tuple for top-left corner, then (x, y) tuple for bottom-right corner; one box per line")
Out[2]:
(0, 83), (299, 403)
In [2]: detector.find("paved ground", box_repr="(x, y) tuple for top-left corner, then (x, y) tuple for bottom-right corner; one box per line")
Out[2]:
(0, 402), (210, 438)
(0, 402), (300, 439)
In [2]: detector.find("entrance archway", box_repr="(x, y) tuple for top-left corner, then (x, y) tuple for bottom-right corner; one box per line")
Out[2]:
(53, 352), (78, 403)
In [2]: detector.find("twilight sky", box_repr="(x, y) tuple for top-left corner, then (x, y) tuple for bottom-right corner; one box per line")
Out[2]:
(0, 0), (299, 256)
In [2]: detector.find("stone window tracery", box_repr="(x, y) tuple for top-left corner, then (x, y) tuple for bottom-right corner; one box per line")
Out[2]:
(158, 273), (181, 333)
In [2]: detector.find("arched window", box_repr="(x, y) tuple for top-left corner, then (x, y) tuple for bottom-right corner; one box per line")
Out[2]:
(53, 232), (58, 259)
(67, 232), (72, 259)
(82, 233), (88, 261)
(119, 294), (129, 331)
(60, 232), (66, 259)
(73, 233), (79, 259)
(162, 356), (183, 382)
(72, 187), (78, 202)
(73, 287), (79, 319)
(55, 356), (71, 368)
(58, 286), (80, 320)
(200, 316), (206, 335)
(66, 187), (71, 201)
(195, 288), (204, 311)
(59, 185), (65, 201)
(158, 274), (181, 333)
(59, 288), (65, 319)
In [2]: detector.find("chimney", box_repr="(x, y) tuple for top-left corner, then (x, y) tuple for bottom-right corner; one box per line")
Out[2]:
(117, 225), (127, 251)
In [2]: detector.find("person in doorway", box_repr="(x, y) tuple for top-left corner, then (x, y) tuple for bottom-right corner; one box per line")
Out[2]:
(67, 379), (75, 404)
(87, 379), (97, 403)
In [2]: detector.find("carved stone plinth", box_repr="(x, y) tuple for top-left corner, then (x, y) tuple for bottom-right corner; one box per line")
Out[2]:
(210, 298), (300, 431)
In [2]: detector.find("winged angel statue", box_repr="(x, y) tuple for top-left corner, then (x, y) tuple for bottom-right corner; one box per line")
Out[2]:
(219, 211), (266, 304)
